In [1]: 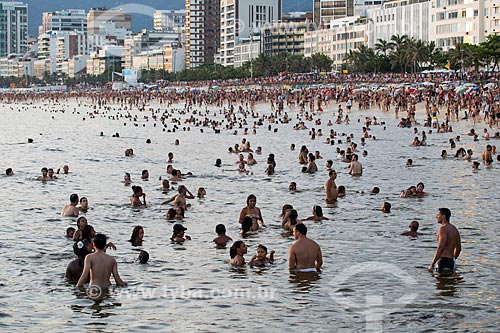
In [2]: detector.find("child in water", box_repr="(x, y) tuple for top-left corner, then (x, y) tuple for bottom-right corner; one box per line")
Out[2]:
(248, 244), (275, 267)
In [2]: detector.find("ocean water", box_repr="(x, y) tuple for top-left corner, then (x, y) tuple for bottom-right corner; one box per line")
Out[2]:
(0, 97), (498, 332)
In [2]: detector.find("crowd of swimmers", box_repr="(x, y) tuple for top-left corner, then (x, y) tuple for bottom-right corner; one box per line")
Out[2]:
(4, 75), (498, 293)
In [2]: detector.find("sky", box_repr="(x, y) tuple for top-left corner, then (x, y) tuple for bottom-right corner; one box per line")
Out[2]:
(24, 0), (312, 35)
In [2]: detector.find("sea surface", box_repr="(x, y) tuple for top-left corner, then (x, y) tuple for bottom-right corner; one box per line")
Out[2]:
(0, 97), (498, 332)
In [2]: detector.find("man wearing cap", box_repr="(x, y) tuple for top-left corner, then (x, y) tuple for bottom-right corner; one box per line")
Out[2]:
(289, 224), (322, 273)
(171, 224), (191, 243)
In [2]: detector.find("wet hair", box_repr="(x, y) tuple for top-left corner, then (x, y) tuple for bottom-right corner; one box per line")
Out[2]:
(124, 172), (131, 179)
(80, 197), (87, 204)
(166, 208), (176, 219)
(289, 209), (298, 226)
(295, 223), (307, 235)
(409, 221), (419, 232)
(230, 241), (244, 258)
(76, 216), (87, 229)
(132, 185), (143, 194)
(142, 169), (149, 177)
(382, 202), (392, 212)
(406, 159), (413, 165)
(281, 204), (294, 217)
(215, 224), (226, 235)
(438, 208), (451, 221)
(176, 206), (185, 218)
(246, 194), (257, 205)
(215, 158), (222, 167)
(66, 227), (75, 237)
(257, 244), (268, 254)
(417, 182), (424, 189)
(313, 205), (324, 217)
(5, 168), (12, 175)
(129, 226), (143, 245)
(70, 193), (79, 204)
(241, 217), (253, 234)
(93, 234), (107, 250)
(138, 250), (149, 264)
(338, 185), (346, 195)
(73, 239), (91, 264)
(82, 225), (95, 241)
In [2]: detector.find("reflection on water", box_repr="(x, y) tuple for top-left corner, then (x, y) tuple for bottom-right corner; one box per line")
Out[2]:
(434, 273), (464, 297)
(0, 99), (498, 332)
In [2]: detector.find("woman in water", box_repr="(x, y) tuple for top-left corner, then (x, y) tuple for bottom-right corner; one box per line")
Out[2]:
(130, 185), (147, 207)
(304, 205), (329, 221)
(238, 194), (264, 230)
(129, 226), (144, 246)
(229, 241), (247, 266)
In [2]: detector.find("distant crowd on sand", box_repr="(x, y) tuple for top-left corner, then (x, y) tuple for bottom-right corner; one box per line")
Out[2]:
(6, 74), (498, 293)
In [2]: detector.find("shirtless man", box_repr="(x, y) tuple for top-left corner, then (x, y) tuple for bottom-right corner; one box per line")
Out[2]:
(401, 221), (420, 237)
(428, 208), (461, 273)
(61, 193), (79, 217)
(289, 224), (322, 272)
(162, 185), (194, 210)
(482, 145), (493, 164)
(37, 167), (50, 181)
(348, 154), (363, 176)
(325, 170), (338, 203)
(77, 234), (127, 288)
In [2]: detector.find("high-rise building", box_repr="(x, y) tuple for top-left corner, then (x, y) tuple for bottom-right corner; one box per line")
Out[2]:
(153, 9), (186, 32)
(0, 1), (28, 57)
(40, 9), (87, 36)
(87, 8), (132, 36)
(366, 0), (430, 48)
(313, 0), (355, 28)
(185, 0), (220, 69)
(429, 0), (490, 50)
(219, 0), (281, 67)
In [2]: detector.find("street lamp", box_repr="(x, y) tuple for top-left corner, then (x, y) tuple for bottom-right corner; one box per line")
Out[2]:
(343, 20), (348, 72)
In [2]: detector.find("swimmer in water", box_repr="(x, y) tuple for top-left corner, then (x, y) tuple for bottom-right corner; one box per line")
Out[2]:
(304, 205), (329, 221)
(76, 233), (127, 288)
(428, 208), (461, 273)
(171, 224), (191, 243)
(288, 224), (322, 272)
(248, 244), (275, 267)
(130, 186), (146, 207)
(401, 221), (420, 237)
(213, 224), (233, 247)
(79, 197), (89, 213)
(37, 167), (50, 181)
(238, 194), (264, 229)
(229, 241), (247, 266)
(61, 193), (79, 217)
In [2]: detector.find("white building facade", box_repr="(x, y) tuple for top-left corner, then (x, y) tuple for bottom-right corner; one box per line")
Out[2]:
(219, 0), (281, 67)
(429, 0), (491, 50)
(39, 9), (87, 35)
(366, 0), (430, 48)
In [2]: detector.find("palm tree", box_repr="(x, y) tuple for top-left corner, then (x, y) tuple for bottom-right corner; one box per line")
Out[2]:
(374, 39), (394, 56)
(448, 43), (473, 73)
(389, 34), (409, 72)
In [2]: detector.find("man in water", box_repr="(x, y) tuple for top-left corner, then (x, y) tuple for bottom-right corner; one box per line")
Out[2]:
(428, 208), (461, 273)
(37, 167), (50, 181)
(61, 193), (79, 217)
(289, 224), (322, 272)
(401, 221), (420, 237)
(325, 170), (338, 203)
(348, 154), (363, 176)
(77, 234), (127, 288)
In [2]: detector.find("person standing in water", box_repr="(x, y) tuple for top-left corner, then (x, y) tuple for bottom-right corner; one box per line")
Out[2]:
(428, 208), (461, 273)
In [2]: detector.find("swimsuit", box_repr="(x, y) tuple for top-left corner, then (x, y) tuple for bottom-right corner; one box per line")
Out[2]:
(297, 267), (317, 273)
(437, 257), (455, 273)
